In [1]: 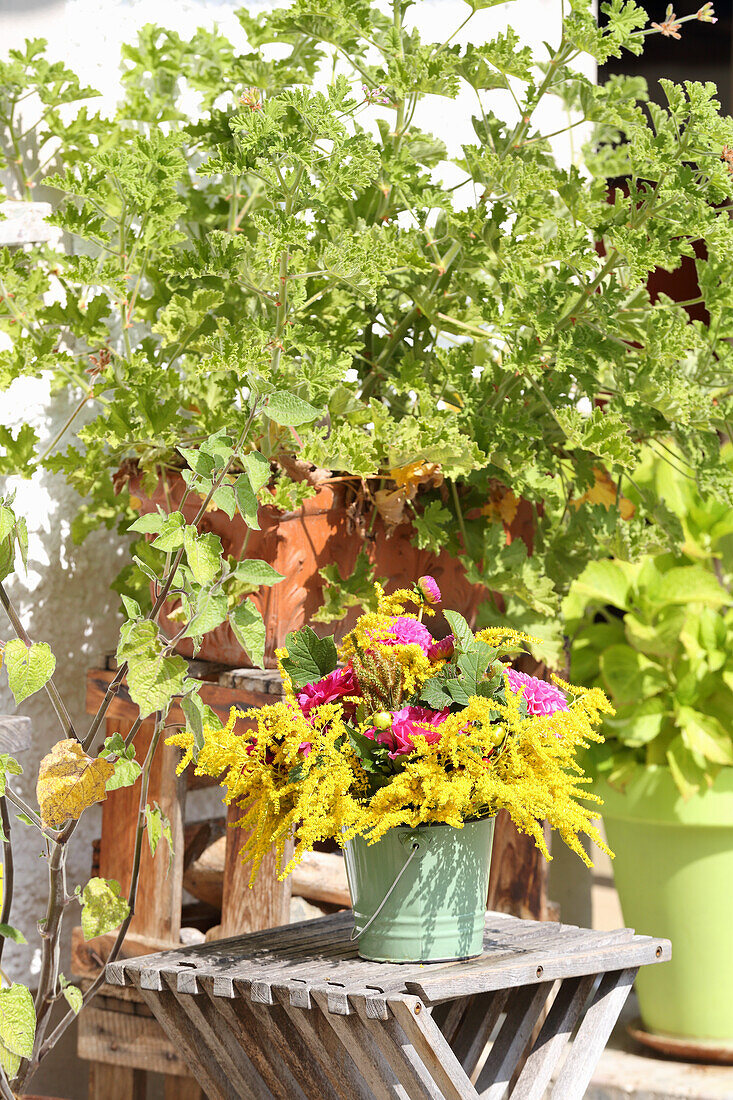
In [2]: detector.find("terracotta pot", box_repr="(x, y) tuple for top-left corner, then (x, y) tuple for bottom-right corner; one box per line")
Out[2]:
(129, 472), (490, 667)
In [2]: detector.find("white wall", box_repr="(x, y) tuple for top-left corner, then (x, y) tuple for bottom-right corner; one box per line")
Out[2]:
(0, 0), (585, 1014)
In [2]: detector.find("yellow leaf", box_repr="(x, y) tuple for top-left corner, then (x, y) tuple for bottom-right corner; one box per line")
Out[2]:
(389, 462), (443, 495)
(36, 740), (114, 829)
(481, 487), (519, 525)
(570, 468), (635, 520)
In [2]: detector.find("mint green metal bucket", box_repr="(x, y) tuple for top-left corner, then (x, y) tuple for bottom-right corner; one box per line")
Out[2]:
(344, 817), (495, 962)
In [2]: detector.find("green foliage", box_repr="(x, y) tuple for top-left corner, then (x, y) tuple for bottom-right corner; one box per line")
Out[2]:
(144, 802), (174, 872)
(567, 448), (733, 797)
(0, 984), (35, 1080)
(2, 639), (55, 705)
(280, 626), (338, 688)
(102, 732), (142, 792)
(79, 877), (130, 941)
(2, 2), (733, 635)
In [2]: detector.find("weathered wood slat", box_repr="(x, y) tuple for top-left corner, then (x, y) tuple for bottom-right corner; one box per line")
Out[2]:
(274, 990), (374, 1100)
(451, 990), (508, 1078)
(474, 982), (554, 1100)
(510, 973), (596, 1100)
(389, 996), (480, 1100)
(547, 967), (638, 1100)
(356, 1003), (443, 1100)
(203, 982), (306, 1100)
(312, 989), (409, 1100)
(161, 975), (270, 1100)
(134, 984), (239, 1100)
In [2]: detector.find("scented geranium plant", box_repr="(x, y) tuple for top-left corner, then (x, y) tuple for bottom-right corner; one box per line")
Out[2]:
(2, 1), (733, 655)
(171, 577), (613, 879)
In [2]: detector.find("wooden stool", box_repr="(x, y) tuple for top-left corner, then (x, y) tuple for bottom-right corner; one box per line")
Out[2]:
(108, 911), (671, 1100)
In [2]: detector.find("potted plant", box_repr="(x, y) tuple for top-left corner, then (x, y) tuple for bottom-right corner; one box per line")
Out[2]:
(566, 447), (733, 1046)
(173, 574), (612, 962)
(2, 1), (733, 669)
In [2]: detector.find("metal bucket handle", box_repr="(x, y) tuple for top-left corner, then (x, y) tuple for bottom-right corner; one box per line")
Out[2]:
(350, 840), (421, 941)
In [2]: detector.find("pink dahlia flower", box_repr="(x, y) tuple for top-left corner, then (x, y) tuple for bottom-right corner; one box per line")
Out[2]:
(428, 634), (455, 662)
(382, 615), (433, 652)
(297, 664), (360, 718)
(365, 705), (449, 758)
(417, 575), (441, 605)
(505, 668), (569, 716)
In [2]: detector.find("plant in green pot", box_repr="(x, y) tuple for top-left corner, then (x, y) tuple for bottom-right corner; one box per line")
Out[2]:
(566, 467), (733, 1046)
(2, 1), (733, 669)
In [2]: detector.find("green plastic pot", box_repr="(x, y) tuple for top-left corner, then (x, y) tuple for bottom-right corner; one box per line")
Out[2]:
(344, 817), (494, 962)
(598, 766), (733, 1044)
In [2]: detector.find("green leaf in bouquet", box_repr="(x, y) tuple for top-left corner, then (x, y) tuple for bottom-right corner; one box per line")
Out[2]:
(443, 610), (474, 653)
(280, 627), (338, 688)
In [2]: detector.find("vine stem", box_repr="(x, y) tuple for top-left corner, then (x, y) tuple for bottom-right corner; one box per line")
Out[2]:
(0, 798), (13, 969)
(36, 715), (165, 1065)
(0, 582), (80, 744)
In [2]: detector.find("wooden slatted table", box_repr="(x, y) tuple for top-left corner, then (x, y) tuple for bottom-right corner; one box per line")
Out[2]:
(107, 910), (670, 1100)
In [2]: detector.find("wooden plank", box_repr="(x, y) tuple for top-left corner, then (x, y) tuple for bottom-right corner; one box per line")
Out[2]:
(475, 982), (554, 1100)
(160, 976), (270, 1100)
(77, 998), (195, 1077)
(407, 935), (669, 1003)
(98, 716), (185, 942)
(235, 994), (343, 1100)
(389, 996), (480, 1100)
(74, 926), (177, 980)
(487, 811), (550, 921)
(548, 968), (638, 1100)
(352, 999), (442, 1100)
(202, 982), (306, 1100)
(220, 804), (292, 937)
(87, 1062), (146, 1100)
(135, 983), (239, 1100)
(165, 1078), (204, 1100)
(312, 989), (409, 1100)
(274, 990), (374, 1100)
(511, 974), (596, 1100)
(451, 991), (508, 1077)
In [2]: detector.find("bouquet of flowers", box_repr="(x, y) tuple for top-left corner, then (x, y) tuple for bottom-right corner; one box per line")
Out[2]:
(170, 578), (613, 881)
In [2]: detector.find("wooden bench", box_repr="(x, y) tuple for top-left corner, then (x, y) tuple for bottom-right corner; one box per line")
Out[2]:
(108, 909), (671, 1100)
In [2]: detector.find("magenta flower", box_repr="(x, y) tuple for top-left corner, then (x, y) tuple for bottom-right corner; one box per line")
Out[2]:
(417, 575), (441, 605)
(505, 668), (569, 716)
(382, 615), (433, 652)
(364, 705), (449, 758)
(428, 634), (455, 661)
(297, 664), (360, 718)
